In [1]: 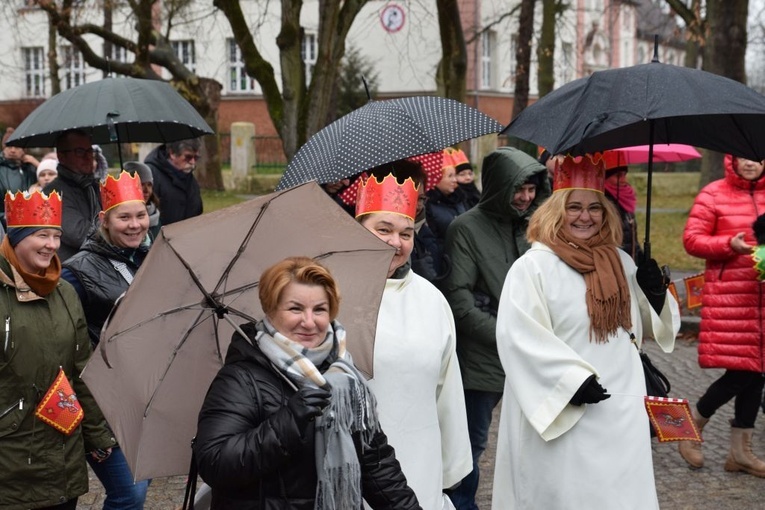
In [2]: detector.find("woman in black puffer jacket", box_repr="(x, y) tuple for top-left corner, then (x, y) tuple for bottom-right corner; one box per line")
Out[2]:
(194, 257), (420, 510)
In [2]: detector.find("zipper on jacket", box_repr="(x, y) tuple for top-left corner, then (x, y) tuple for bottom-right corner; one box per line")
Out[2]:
(0, 397), (24, 419)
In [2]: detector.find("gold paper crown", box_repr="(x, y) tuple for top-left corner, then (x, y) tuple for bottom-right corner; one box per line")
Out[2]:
(355, 174), (419, 221)
(4, 190), (62, 228)
(553, 154), (606, 193)
(100, 171), (144, 213)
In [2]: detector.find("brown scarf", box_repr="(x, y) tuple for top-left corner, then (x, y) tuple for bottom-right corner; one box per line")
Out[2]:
(0, 237), (61, 297)
(549, 226), (632, 343)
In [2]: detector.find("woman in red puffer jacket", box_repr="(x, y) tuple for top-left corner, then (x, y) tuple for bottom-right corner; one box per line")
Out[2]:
(680, 155), (765, 478)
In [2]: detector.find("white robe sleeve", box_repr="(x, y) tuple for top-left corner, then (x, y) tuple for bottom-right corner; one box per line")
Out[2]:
(435, 298), (472, 488)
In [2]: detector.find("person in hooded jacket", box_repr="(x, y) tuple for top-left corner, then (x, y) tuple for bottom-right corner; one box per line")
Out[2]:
(679, 155), (765, 477)
(144, 138), (202, 226)
(61, 171), (152, 508)
(441, 147), (551, 510)
(193, 256), (420, 510)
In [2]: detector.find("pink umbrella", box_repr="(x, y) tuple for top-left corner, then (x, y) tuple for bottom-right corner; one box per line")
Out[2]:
(603, 143), (701, 168)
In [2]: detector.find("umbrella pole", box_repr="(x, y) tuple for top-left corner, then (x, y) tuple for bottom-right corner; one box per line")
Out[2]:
(643, 120), (655, 260)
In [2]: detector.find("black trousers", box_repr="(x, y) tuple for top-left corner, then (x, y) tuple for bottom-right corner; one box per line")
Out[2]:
(697, 369), (765, 428)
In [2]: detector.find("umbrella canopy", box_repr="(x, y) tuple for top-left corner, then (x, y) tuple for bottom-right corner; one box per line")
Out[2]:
(603, 143), (701, 168)
(81, 182), (394, 480)
(6, 77), (213, 148)
(503, 61), (765, 161)
(503, 56), (765, 256)
(277, 96), (503, 190)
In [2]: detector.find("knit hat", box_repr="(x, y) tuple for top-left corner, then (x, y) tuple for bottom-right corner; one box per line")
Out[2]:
(123, 161), (153, 184)
(36, 159), (58, 178)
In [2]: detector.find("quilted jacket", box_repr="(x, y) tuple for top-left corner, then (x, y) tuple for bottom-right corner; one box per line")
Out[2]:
(683, 155), (765, 372)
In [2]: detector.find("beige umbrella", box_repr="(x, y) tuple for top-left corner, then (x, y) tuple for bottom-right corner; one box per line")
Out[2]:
(81, 182), (394, 481)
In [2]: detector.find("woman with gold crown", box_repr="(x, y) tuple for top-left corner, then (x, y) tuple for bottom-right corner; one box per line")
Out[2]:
(0, 190), (116, 509)
(491, 155), (680, 509)
(355, 169), (472, 510)
(61, 171), (151, 509)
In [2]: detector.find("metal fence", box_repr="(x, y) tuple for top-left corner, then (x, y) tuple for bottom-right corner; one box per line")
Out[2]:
(217, 132), (287, 173)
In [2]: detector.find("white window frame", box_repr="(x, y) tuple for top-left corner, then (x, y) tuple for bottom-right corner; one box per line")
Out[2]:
(228, 38), (257, 93)
(481, 31), (496, 90)
(111, 45), (130, 64)
(172, 40), (196, 74)
(61, 45), (86, 89)
(301, 32), (318, 83)
(22, 46), (45, 97)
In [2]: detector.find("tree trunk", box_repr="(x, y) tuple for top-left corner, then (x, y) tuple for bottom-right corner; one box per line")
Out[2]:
(435, 0), (468, 101)
(276, 0), (305, 159)
(510, 0), (537, 154)
(47, 11), (60, 95)
(537, 0), (556, 98)
(511, 0), (536, 119)
(192, 78), (224, 191)
(698, 0), (748, 186)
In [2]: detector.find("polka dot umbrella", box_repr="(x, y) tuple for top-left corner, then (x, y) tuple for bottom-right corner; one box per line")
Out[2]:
(276, 96), (503, 191)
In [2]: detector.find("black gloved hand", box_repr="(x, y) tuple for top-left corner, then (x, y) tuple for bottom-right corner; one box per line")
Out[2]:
(636, 257), (667, 314)
(570, 375), (611, 406)
(287, 386), (332, 428)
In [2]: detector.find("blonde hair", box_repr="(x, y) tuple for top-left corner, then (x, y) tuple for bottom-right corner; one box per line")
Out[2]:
(259, 256), (341, 321)
(527, 189), (623, 246)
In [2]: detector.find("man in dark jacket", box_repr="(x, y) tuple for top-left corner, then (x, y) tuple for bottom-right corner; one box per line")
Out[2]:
(144, 138), (203, 225)
(0, 131), (37, 227)
(442, 147), (551, 510)
(44, 129), (101, 262)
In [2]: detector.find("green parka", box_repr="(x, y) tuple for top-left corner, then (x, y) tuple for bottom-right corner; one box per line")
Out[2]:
(0, 255), (115, 509)
(443, 147), (551, 392)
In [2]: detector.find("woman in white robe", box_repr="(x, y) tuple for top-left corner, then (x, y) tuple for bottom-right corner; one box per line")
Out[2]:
(355, 167), (472, 510)
(492, 155), (680, 510)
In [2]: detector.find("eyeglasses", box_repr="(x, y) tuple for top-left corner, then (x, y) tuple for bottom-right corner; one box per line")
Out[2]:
(59, 147), (95, 158)
(182, 154), (200, 163)
(565, 203), (604, 216)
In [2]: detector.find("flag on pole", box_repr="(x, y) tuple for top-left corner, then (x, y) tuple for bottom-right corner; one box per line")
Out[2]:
(644, 396), (701, 443)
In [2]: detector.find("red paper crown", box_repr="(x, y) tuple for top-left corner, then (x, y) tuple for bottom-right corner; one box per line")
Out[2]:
(553, 154), (606, 192)
(4, 190), (62, 228)
(100, 170), (144, 212)
(448, 148), (471, 169)
(355, 174), (419, 221)
(441, 149), (457, 174)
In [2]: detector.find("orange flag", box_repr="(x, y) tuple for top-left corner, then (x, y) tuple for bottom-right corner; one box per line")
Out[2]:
(35, 367), (84, 435)
(684, 273), (705, 309)
(645, 396), (702, 443)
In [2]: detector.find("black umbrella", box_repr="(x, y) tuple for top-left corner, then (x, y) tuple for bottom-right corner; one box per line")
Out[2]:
(5, 77), (213, 164)
(276, 96), (503, 190)
(502, 44), (765, 256)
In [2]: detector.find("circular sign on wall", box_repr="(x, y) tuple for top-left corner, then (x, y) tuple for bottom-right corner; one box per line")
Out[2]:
(380, 3), (406, 33)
